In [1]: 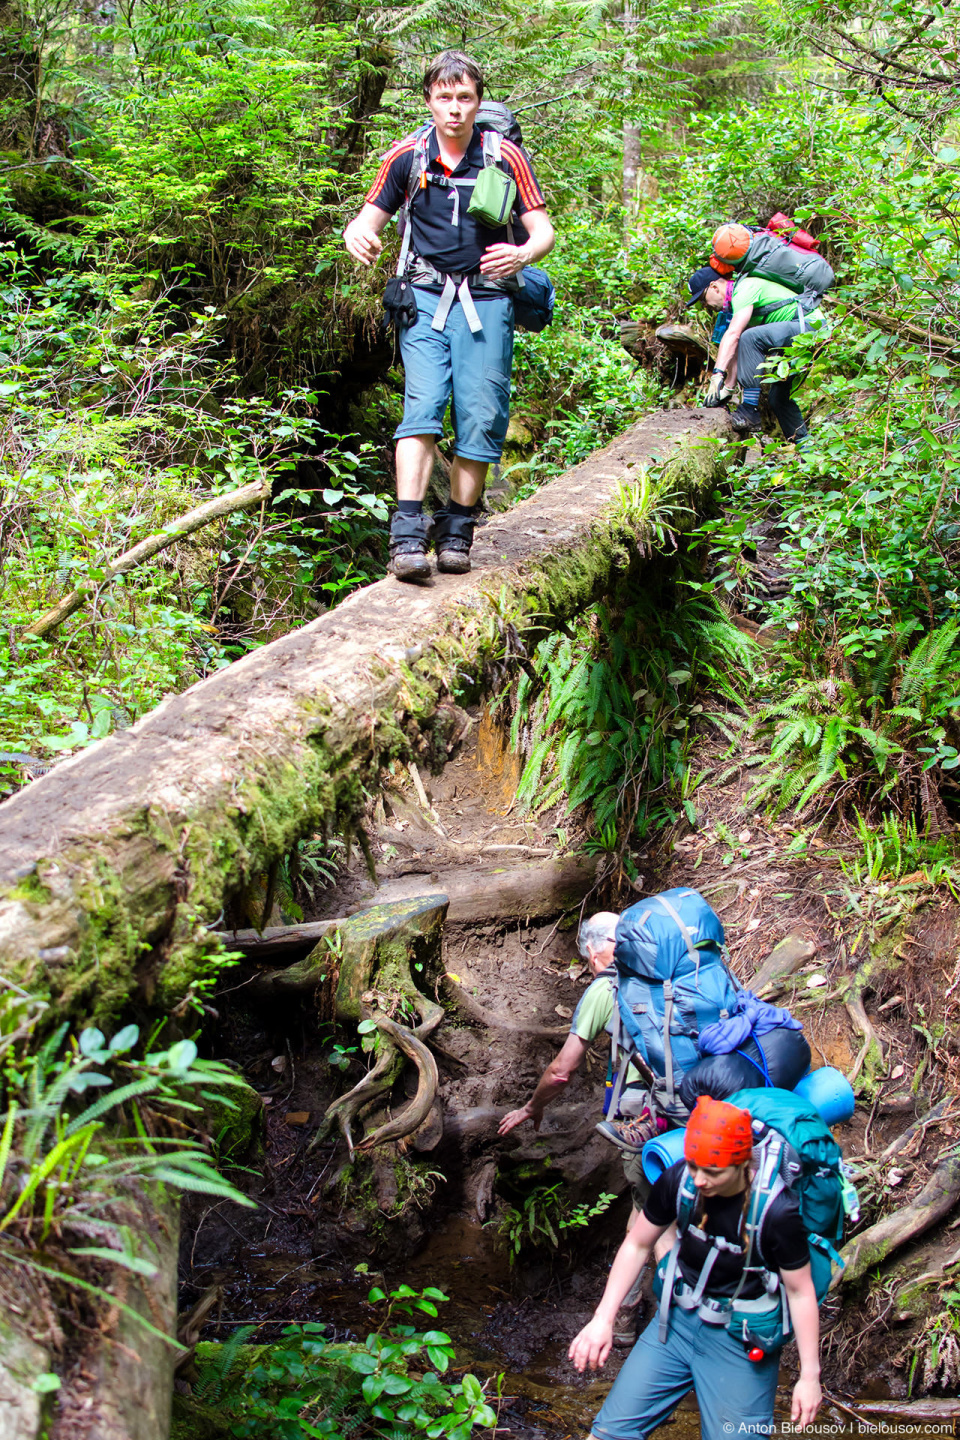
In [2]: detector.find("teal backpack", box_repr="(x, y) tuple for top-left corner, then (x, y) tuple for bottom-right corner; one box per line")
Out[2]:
(655, 1086), (859, 1356)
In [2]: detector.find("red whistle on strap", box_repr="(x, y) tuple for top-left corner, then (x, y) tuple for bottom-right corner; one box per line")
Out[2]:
(748, 1347), (765, 1363)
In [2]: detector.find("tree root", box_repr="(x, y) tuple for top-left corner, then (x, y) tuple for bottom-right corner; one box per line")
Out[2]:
(443, 975), (567, 1037)
(311, 1038), (403, 1153)
(837, 1150), (960, 1287)
(356, 1017), (439, 1151)
(843, 966), (887, 1089)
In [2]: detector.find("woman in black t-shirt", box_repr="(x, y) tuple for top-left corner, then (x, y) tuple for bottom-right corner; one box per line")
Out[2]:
(569, 1097), (823, 1440)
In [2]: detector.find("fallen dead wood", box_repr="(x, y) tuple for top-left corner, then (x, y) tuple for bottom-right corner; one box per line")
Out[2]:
(841, 1398), (960, 1421)
(362, 854), (601, 925)
(24, 478), (271, 640)
(215, 919), (341, 960)
(443, 974), (568, 1037)
(837, 1149), (960, 1286)
(0, 410), (731, 1023)
(880, 1095), (954, 1162)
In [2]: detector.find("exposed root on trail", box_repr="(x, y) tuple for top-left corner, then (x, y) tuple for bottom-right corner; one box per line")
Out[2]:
(356, 1016), (440, 1151)
(442, 974), (568, 1036)
(839, 1149), (960, 1286)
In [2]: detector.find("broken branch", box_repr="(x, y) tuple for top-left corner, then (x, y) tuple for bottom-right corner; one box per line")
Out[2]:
(24, 479), (271, 640)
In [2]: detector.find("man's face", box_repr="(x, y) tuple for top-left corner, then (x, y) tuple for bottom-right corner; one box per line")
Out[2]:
(426, 74), (480, 144)
(704, 280), (727, 310)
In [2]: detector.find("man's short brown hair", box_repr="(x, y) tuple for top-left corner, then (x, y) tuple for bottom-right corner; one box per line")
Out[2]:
(422, 50), (484, 101)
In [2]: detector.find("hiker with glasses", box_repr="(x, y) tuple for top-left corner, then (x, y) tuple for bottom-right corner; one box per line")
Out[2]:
(687, 264), (825, 443)
(569, 1096), (823, 1440)
(343, 50), (555, 582)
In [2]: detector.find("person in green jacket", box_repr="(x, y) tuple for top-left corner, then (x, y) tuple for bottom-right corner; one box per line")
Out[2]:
(690, 268), (828, 441)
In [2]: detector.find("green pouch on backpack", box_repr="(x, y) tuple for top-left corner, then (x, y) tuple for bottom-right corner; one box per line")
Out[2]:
(468, 165), (516, 227)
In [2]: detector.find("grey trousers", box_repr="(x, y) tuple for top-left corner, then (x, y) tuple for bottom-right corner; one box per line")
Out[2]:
(738, 318), (807, 439)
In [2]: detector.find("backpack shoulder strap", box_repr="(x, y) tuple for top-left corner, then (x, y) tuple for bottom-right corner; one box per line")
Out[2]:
(397, 128), (433, 278)
(481, 128), (503, 167)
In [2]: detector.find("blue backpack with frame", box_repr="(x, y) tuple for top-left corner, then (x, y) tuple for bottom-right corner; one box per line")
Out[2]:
(609, 888), (742, 1122)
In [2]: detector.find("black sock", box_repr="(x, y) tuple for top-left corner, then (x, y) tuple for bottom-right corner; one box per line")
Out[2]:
(448, 499), (473, 517)
(397, 499), (423, 516)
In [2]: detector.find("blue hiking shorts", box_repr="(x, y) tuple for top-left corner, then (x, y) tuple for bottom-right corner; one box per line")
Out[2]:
(591, 1304), (780, 1440)
(394, 287), (514, 464)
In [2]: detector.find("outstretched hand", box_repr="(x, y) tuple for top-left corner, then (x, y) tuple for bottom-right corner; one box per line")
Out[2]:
(791, 1377), (822, 1429)
(498, 1104), (540, 1137)
(568, 1316), (614, 1373)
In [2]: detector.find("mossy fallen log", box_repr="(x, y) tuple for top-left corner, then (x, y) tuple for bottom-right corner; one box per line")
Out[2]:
(0, 409), (730, 1024)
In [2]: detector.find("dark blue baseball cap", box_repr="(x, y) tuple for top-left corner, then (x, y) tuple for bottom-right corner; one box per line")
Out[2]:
(686, 265), (717, 308)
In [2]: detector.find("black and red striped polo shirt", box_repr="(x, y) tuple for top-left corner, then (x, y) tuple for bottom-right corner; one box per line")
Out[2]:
(365, 125), (546, 279)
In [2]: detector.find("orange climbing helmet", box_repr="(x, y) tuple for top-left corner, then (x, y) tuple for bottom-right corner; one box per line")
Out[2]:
(684, 1095), (753, 1168)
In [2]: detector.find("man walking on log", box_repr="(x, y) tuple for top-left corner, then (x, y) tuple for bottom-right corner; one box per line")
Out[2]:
(343, 51), (555, 582)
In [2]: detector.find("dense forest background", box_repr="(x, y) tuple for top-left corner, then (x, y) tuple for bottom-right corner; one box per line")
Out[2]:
(2, 0), (958, 843)
(4, 0), (960, 1428)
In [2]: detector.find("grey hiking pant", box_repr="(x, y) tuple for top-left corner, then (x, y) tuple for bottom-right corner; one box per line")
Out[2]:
(738, 317), (807, 440)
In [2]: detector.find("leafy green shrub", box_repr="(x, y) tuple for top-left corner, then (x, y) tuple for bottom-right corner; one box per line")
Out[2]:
(488, 1184), (617, 1265)
(0, 993), (252, 1341)
(184, 1285), (499, 1440)
(506, 585), (755, 860)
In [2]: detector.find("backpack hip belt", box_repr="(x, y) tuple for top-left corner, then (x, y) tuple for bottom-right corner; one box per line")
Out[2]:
(405, 255), (511, 335)
(672, 1281), (782, 1329)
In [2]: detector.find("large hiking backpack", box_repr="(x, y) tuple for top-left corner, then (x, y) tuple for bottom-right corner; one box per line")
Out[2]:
(391, 104), (554, 333)
(655, 1085), (858, 1355)
(611, 889), (742, 1120)
(735, 231), (835, 309)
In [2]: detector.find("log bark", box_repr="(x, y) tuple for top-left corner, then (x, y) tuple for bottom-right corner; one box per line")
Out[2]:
(360, 854), (601, 925)
(837, 1151), (960, 1286)
(214, 920), (341, 960)
(0, 409), (731, 1024)
(24, 480), (271, 640)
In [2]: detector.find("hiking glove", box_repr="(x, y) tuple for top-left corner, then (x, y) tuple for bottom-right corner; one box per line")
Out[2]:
(703, 368), (727, 407)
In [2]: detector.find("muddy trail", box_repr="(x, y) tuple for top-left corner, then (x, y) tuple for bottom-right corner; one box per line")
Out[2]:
(176, 708), (960, 1438)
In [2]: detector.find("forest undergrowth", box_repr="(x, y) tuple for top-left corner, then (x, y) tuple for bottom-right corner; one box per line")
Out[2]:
(5, 0), (960, 1422)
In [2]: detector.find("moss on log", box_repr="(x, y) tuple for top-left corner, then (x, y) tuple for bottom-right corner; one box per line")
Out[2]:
(0, 410), (730, 1023)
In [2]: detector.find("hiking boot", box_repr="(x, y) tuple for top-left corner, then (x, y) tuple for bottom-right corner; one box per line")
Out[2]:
(595, 1111), (665, 1153)
(389, 511), (432, 583)
(730, 403), (763, 436)
(432, 506), (475, 575)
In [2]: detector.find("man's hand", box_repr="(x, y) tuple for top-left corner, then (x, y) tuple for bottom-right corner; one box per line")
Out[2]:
(790, 1376), (822, 1429)
(344, 218), (384, 267)
(568, 1315), (614, 1372)
(479, 242), (530, 281)
(702, 368), (727, 408)
(498, 1103), (541, 1136)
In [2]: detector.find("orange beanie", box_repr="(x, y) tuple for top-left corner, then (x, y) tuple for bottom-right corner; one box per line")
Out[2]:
(684, 1096), (753, 1168)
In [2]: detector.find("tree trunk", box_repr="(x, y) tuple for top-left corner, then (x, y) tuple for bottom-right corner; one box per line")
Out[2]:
(0, 410), (732, 1025)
